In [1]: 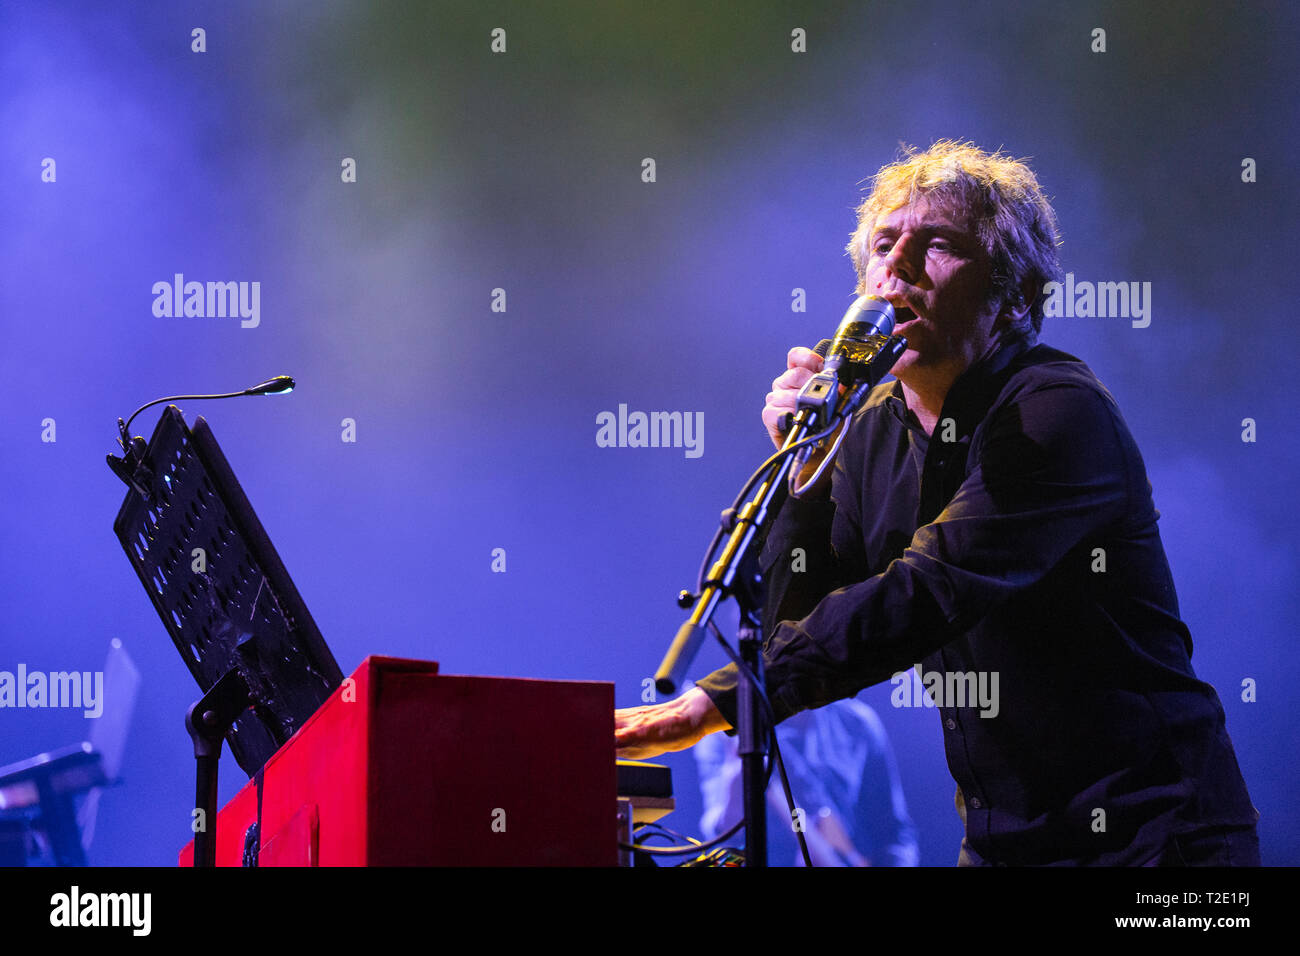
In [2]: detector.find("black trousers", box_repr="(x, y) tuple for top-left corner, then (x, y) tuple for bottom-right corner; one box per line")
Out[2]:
(955, 825), (1261, 867)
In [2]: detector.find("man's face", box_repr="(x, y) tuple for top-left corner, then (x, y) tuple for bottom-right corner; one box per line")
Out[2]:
(862, 197), (1005, 383)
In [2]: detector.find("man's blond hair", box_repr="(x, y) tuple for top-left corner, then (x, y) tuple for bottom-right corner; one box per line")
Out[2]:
(846, 140), (1063, 338)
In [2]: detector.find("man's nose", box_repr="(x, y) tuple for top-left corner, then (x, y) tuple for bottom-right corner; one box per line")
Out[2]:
(883, 234), (921, 285)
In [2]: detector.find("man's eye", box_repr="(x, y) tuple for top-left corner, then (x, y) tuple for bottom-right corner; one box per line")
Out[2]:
(872, 242), (892, 255)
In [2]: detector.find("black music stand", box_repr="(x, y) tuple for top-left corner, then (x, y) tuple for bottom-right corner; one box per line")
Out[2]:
(111, 405), (343, 865)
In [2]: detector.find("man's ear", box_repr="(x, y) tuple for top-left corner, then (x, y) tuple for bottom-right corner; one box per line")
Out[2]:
(996, 278), (1036, 329)
(1016, 276), (1039, 318)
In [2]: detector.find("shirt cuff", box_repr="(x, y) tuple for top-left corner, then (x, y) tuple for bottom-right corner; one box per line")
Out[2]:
(694, 649), (805, 734)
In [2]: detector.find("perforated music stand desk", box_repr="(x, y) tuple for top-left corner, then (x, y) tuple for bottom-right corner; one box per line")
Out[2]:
(112, 406), (343, 860)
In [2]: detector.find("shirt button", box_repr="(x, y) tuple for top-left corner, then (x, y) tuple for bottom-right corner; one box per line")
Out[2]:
(969, 796), (983, 809)
(945, 718), (956, 730)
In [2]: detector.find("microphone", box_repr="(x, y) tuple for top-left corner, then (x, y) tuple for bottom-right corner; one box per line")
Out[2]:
(784, 297), (907, 495)
(819, 294), (896, 386)
(778, 296), (902, 435)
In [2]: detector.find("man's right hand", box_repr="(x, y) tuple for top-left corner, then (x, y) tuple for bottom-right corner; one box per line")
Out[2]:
(762, 346), (826, 449)
(762, 346), (843, 496)
(615, 687), (732, 760)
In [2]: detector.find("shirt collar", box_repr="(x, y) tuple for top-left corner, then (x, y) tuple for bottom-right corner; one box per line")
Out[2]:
(881, 337), (1036, 437)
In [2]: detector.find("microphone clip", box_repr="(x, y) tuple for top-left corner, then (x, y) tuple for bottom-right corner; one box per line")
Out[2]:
(794, 369), (840, 420)
(107, 417), (154, 500)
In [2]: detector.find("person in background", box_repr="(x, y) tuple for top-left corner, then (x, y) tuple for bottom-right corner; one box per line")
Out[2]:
(695, 694), (919, 866)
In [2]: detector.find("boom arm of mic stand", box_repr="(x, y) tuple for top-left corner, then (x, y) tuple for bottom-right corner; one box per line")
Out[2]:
(655, 408), (821, 696)
(654, 404), (828, 870)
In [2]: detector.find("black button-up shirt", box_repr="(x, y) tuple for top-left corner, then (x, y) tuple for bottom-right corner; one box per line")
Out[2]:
(696, 339), (1258, 865)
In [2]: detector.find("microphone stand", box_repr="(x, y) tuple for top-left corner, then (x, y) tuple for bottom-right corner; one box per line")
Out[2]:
(654, 335), (905, 866)
(734, 542), (770, 869)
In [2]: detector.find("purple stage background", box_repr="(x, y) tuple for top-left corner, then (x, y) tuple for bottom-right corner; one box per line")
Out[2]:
(2, 1), (1297, 866)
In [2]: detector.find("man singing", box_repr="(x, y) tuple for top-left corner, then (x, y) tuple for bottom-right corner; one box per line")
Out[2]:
(615, 140), (1259, 866)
